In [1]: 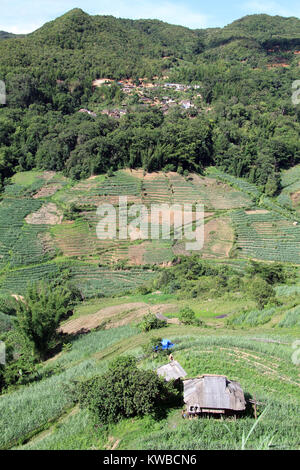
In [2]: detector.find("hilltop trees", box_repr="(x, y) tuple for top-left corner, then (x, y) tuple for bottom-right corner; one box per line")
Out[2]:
(0, 10), (300, 189)
(14, 282), (77, 361)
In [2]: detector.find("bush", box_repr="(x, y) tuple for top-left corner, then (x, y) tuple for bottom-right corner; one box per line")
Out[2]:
(179, 306), (203, 326)
(142, 337), (168, 358)
(247, 261), (288, 285)
(0, 312), (14, 334)
(137, 285), (152, 295)
(0, 296), (17, 317)
(247, 277), (275, 309)
(138, 313), (167, 332)
(77, 356), (181, 424)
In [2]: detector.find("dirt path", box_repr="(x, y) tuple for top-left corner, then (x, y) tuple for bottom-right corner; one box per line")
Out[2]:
(59, 302), (179, 335)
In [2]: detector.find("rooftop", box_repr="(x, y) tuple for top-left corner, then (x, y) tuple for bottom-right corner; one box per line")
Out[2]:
(184, 375), (246, 412)
(157, 360), (187, 382)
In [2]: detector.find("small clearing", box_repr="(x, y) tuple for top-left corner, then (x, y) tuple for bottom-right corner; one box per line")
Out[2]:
(33, 184), (61, 198)
(59, 302), (179, 335)
(25, 203), (63, 225)
(291, 190), (300, 206)
(245, 209), (270, 215)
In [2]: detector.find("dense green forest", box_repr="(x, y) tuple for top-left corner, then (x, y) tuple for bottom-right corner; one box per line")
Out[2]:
(0, 9), (299, 192)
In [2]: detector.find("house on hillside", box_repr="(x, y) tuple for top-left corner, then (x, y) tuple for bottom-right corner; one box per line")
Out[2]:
(157, 360), (187, 382)
(92, 78), (114, 90)
(164, 83), (188, 91)
(156, 362), (246, 418)
(180, 100), (193, 110)
(162, 96), (176, 105)
(78, 108), (97, 117)
(101, 108), (127, 119)
(183, 374), (246, 417)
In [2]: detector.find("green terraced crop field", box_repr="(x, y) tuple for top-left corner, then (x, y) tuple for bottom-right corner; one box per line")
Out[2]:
(231, 209), (300, 264)
(1, 168), (300, 301)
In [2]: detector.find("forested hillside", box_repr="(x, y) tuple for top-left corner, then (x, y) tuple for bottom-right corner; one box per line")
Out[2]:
(0, 9), (299, 191)
(0, 32), (16, 40)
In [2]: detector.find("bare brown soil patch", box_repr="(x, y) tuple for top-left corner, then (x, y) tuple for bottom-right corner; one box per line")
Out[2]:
(25, 203), (63, 225)
(128, 243), (147, 265)
(33, 184), (61, 198)
(245, 209), (270, 215)
(190, 174), (217, 187)
(267, 63), (289, 68)
(37, 232), (55, 254)
(143, 171), (166, 180)
(202, 217), (234, 258)
(59, 302), (179, 335)
(123, 168), (145, 179)
(291, 190), (300, 206)
(105, 437), (121, 450)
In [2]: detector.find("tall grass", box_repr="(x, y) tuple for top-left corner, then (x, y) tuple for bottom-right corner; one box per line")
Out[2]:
(278, 306), (300, 328)
(0, 326), (137, 449)
(134, 400), (299, 450)
(226, 308), (276, 327)
(9, 331), (300, 451)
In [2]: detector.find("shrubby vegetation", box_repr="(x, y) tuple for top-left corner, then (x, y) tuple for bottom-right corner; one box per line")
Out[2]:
(153, 256), (289, 309)
(77, 356), (181, 424)
(179, 306), (204, 326)
(14, 282), (77, 361)
(138, 313), (167, 332)
(0, 276), (82, 392)
(142, 337), (169, 358)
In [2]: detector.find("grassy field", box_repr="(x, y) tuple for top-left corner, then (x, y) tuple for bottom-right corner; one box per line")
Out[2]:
(1, 270), (299, 450)
(8, 324), (299, 451)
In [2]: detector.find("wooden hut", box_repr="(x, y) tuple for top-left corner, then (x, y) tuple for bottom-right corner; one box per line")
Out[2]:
(183, 374), (246, 417)
(157, 361), (187, 382)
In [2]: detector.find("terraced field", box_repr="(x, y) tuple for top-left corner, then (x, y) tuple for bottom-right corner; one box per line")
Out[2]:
(0, 198), (57, 270)
(1, 167), (300, 451)
(0, 261), (155, 298)
(231, 209), (300, 264)
(1, 167), (300, 300)
(277, 164), (300, 214)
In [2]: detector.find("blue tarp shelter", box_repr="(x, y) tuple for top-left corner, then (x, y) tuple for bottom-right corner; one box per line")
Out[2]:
(161, 339), (174, 350)
(160, 339), (174, 350)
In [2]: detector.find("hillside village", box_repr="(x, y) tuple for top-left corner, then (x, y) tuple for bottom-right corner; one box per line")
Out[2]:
(78, 78), (202, 118)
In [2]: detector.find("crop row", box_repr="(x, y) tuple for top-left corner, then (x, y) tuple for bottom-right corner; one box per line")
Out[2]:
(0, 261), (155, 296)
(206, 167), (260, 198)
(231, 210), (300, 264)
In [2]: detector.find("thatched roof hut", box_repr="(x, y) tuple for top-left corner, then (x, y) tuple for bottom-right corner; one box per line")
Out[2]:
(183, 374), (246, 415)
(157, 361), (187, 382)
